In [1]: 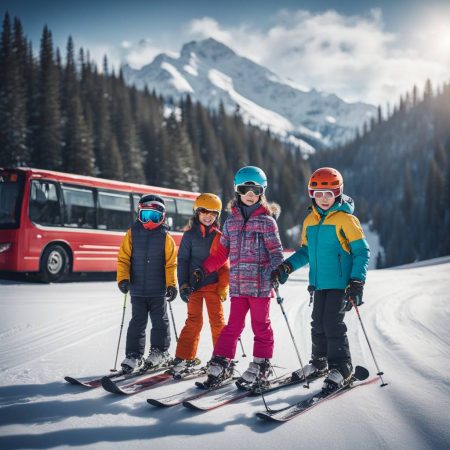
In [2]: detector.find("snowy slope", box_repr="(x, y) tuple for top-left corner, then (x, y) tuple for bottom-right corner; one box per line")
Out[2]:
(1, 259), (450, 449)
(122, 38), (376, 149)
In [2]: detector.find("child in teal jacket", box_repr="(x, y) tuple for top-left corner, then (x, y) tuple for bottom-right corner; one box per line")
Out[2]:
(272, 167), (370, 393)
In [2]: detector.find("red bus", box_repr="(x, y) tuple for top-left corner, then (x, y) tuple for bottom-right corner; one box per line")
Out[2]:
(0, 168), (198, 282)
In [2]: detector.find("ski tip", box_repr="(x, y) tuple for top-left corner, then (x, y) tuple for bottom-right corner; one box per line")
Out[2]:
(182, 400), (202, 410)
(354, 365), (369, 381)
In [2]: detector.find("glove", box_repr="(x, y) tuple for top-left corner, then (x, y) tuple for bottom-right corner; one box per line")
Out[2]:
(218, 288), (228, 303)
(118, 280), (130, 294)
(180, 285), (193, 303)
(271, 261), (293, 285)
(192, 267), (205, 285)
(165, 286), (178, 302)
(344, 279), (365, 311)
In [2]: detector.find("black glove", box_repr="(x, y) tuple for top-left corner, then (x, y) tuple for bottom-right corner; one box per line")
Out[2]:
(180, 285), (193, 303)
(192, 267), (205, 285)
(271, 261), (293, 284)
(344, 279), (364, 311)
(165, 286), (178, 302)
(118, 280), (130, 294)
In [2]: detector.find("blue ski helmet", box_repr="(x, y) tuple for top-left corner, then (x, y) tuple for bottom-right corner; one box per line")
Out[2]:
(233, 166), (267, 191)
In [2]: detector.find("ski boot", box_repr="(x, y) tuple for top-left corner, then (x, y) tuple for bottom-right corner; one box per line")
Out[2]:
(236, 358), (273, 390)
(169, 357), (202, 378)
(121, 353), (144, 374)
(292, 357), (328, 382)
(144, 347), (171, 370)
(321, 362), (353, 394)
(197, 356), (233, 389)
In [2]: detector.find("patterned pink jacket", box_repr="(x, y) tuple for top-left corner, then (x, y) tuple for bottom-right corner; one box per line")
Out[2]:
(202, 201), (284, 298)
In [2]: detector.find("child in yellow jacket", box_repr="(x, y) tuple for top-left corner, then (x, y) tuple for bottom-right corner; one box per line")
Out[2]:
(117, 194), (177, 373)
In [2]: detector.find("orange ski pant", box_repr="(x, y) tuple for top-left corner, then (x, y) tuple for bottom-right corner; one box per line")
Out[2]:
(175, 290), (225, 360)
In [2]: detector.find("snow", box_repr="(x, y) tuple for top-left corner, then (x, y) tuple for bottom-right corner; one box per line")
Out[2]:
(160, 62), (194, 93)
(207, 68), (294, 135)
(1, 259), (450, 449)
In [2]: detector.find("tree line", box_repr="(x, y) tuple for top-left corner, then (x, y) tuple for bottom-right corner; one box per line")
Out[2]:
(311, 80), (450, 267)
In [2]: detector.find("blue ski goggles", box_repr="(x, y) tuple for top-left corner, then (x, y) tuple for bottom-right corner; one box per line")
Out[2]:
(139, 208), (164, 223)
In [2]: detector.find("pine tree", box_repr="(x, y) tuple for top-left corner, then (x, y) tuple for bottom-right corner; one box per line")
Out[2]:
(34, 25), (62, 169)
(0, 14), (28, 165)
(61, 36), (94, 175)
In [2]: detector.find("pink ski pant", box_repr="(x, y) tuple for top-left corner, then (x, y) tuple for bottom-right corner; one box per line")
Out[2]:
(213, 296), (274, 359)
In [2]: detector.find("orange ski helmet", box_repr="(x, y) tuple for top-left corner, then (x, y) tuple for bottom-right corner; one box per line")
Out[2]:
(308, 167), (344, 198)
(194, 193), (222, 216)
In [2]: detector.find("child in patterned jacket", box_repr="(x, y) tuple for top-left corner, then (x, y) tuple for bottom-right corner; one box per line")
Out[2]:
(193, 166), (284, 387)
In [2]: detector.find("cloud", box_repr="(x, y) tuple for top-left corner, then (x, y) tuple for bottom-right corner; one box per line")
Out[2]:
(120, 38), (166, 69)
(186, 9), (450, 106)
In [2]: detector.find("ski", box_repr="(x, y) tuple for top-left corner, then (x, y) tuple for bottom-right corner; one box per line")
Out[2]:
(146, 378), (236, 407)
(256, 366), (377, 422)
(182, 370), (321, 411)
(65, 358), (179, 389)
(101, 365), (207, 396)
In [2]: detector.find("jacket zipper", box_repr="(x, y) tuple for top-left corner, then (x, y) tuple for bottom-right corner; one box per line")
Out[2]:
(338, 253), (342, 277)
(314, 216), (325, 288)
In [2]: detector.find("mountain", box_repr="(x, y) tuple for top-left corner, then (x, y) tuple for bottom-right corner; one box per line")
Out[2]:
(122, 38), (376, 151)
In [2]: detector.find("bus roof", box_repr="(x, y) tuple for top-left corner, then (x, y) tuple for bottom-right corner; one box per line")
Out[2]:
(9, 167), (199, 199)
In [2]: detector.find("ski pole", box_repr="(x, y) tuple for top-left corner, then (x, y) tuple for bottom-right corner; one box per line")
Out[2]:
(168, 300), (179, 342)
(273, 282), (309, 388)
(350, 298), (388, 387)
(111, 292), (128, 372)
(238, 337), (247, 357)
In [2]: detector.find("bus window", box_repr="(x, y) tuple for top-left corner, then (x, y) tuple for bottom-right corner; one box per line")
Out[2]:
(29, 180), (62, 226)
(0, 171), (23, 228)
(62, 185), (96, 229)
(98, 190), (132, 231)
(175, 198), (194, 231)
(161, 197), (176, 229)
(132, 194), (143, 221)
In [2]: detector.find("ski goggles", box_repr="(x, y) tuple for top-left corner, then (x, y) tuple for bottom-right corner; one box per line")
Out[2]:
(235, 184), (264, 196)
(196, 207), (219, 216)
(308, 188), (341, 199)
(139, 208), (164, 223)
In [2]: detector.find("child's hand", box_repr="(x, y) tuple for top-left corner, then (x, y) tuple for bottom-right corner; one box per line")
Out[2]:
(271, 262), (293, 284)
(344, 279), (364, 311)
(180, 285), (193, 303)
(165, 286), (178, 302)
(118, 280), (130, 294)
(192, 267), (205, 284)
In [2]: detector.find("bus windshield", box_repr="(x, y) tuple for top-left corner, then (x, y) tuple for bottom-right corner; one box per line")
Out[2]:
(0, 170), (23, 228)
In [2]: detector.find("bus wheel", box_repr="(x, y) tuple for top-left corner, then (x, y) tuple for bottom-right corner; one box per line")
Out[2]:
(40, 244), (70, 282)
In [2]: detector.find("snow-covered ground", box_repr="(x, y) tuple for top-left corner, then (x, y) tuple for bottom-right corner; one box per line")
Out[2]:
(1, 259), (450, 450)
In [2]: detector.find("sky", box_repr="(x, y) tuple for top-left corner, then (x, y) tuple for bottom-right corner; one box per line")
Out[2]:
(2, 0), (450, 105)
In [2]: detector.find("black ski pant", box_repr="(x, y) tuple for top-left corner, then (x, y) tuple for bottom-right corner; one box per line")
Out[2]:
(125, 296), (170, 357)
(310, 289), (351, 370)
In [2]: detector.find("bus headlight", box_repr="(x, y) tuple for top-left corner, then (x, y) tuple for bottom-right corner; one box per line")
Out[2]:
(0, 243), (11, 253)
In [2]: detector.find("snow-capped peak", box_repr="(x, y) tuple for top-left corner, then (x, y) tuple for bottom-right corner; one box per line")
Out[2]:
(122, 38), (376, 150)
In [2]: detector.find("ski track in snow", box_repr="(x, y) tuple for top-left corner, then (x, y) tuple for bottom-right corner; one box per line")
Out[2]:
(0, 262), (449, 449)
